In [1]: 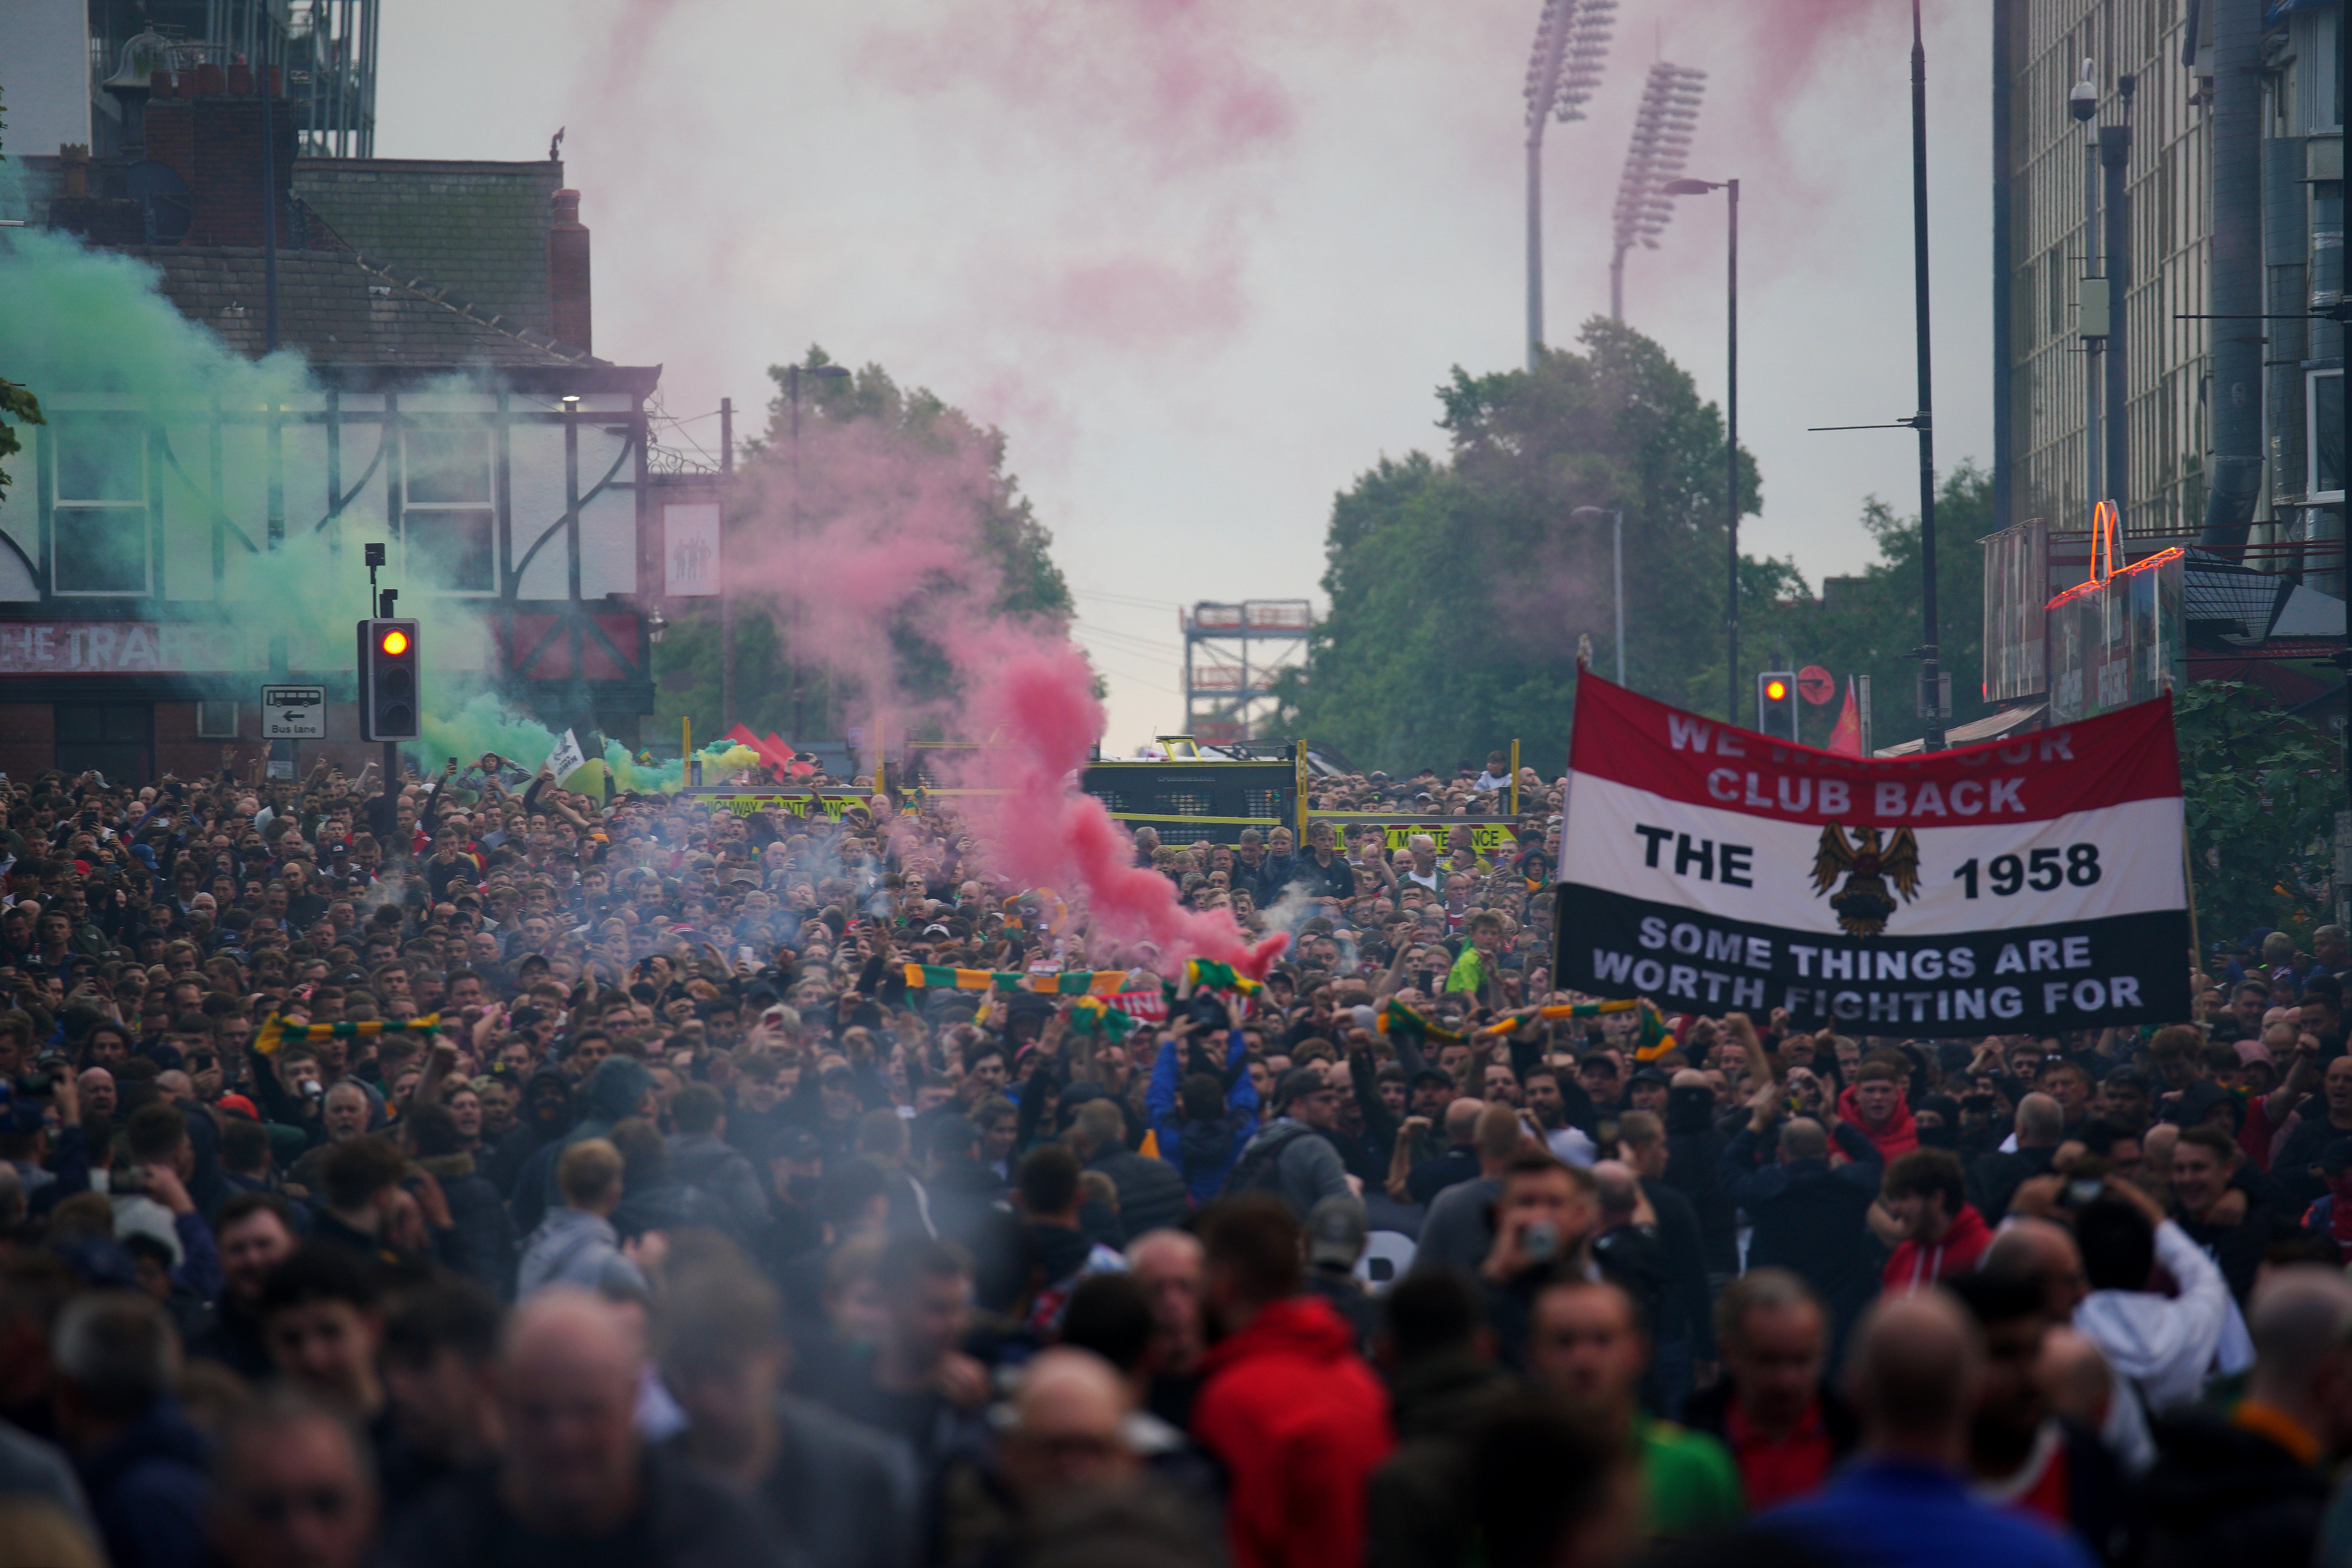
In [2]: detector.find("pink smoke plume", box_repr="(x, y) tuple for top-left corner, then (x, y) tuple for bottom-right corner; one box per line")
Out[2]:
(969, 638), (1288, 980)
(721, 372), (1283, 979)
(857, 0), (1296, 179)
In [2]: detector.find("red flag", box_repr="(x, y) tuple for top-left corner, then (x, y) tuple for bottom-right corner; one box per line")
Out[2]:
(1826, 678), (1863, 756)
(720, 724), (800, 775)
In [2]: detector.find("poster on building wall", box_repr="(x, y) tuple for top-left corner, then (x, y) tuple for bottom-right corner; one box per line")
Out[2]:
(0, 622), (265, 673)
(663, 503), (721, 597)
(1554, 675), (2189, 1032)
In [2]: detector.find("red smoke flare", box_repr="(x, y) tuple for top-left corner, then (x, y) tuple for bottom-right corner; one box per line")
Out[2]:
(968, 637), (1287, 979)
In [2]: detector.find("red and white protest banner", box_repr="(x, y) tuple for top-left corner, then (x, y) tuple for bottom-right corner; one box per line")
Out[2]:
(1554, 675), (2190, 1032)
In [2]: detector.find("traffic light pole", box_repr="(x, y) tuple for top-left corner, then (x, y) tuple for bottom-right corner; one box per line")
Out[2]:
(377, 586), (400, 787)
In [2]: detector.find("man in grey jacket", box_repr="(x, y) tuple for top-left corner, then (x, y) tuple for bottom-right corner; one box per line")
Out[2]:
(665, 1084), (770, 1239)
(516, 1139), (649, 1300)
(1226, 1066), (1355, 1219)
(660, 1255), (913, 1568)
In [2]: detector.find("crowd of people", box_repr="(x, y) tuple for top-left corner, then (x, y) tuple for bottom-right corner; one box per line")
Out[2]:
(3, 745), (2352, 1568)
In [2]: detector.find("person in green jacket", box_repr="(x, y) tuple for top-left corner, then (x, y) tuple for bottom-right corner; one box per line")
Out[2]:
(1446, 911), (1508, 1010)
(1527, 1273), (1745, 1541)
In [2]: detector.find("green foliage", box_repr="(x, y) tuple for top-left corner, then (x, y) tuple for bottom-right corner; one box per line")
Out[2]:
(1275, 317), (1987, 772)
(1741, 465), (1994, 754)
(0, 373), (41, 509)
(1274, 319), (1758, 774)
(2175, 680), (2341, 944)
(741, 349), (1070, 621)
(653, 348), (1069, 743)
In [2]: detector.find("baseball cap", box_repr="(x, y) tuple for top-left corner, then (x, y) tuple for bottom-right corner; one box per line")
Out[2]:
(2165, 1079), (2232, 1126)
(1305, 1194), (1367, 1269)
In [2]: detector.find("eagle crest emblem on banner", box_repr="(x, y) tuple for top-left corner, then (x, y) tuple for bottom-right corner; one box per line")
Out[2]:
(1810, 824), (1922, 937)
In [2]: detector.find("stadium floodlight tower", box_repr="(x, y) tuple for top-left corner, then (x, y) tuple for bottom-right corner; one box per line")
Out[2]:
(1523, 0), (1616, 370)
(1609, 62), (1708, 322)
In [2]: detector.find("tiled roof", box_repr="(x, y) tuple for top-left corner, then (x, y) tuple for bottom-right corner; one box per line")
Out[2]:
(126, 246), (593, 368)
(291, 160), (564, 338)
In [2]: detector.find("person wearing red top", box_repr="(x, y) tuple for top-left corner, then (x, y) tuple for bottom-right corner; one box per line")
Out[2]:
(1189, 1195), (1393, 1568)
(1838, 1061), (1919, 1164)
(1945, 1271), (2131, 1562)
(1679, 1268), (1858, 1510)
(2243, 1025), (2320, 1171)
(2297, 1138), (2352, 1259)
(1878, 1149), (1993, 1294)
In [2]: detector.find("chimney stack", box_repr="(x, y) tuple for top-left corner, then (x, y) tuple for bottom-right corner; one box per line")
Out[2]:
(548, 189), (592, 352)
(140, 67), (291, 249)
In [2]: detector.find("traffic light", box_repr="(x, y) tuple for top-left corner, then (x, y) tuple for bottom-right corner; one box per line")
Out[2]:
(1756, 670), (1798, 741)
(358, 618), (420, 741)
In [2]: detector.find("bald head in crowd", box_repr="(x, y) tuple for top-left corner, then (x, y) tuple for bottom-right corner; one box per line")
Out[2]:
(1444, 1099), (1484, 1148)
(2242, 1266), (2352, 1453)
(1779, 1118), (1828, 1162)
(2015, 1092), (2066, 1148)
(1589, 1161), (1640, 1224)
(1981, 1217), (2087, 1321)
(1127, 1230), (1206, 1373)
(1000, 1347), (1139, 1502)
(1475, 1103), (1525, 1172)
(2037, 1325), (2115, 1434)
(497, 1289), (644, 1533)
(1844, 1291), (1982, 1468)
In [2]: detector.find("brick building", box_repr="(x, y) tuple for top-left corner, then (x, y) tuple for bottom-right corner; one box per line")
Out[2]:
(0, 63), (678, 782)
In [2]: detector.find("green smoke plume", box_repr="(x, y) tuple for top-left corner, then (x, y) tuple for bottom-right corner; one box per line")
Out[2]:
(0, 167), (678, 777)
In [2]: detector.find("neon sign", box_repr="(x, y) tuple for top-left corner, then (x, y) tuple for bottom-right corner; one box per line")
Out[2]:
(2045, 500), (2183, 611)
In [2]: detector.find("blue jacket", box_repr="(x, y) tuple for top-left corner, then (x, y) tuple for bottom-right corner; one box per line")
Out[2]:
(76, 1399), (211, 1568)
(1147, 1028), (1259, 1204)
(1761, 1458), (2097, 1568)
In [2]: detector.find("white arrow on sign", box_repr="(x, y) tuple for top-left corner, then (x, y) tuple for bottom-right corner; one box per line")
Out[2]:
(260, 685), (327, 739)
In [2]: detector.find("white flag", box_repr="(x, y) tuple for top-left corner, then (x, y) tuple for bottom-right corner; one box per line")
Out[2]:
(544, 730), (587, 783)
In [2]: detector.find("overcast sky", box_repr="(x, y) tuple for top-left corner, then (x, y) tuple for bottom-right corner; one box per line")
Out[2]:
(378, 0), (1993, 753)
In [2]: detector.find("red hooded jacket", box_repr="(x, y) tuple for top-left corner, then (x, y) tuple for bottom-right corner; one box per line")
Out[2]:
(1882, 1202), (1994, 1293)
(1836, 1082), (1920, 1162)
(1190, 1295), (1394, 1568)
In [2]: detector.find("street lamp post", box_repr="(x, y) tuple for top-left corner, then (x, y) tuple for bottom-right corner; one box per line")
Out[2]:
(1907, 0), (1944, 751)
(1569, 506), (1624, 685)
(718, 396), (735, 728)
(782, 362), (851, 744)
(1663, 175), (1739, 725)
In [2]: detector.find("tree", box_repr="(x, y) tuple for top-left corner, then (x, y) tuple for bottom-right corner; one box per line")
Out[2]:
(1274, 318), (1760, 774)
(2175, 679), (2339, 946)
(1741, 464), (1994, 754)
(653, 349), (1070, 744)
(1274, 316), (2001, 773)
